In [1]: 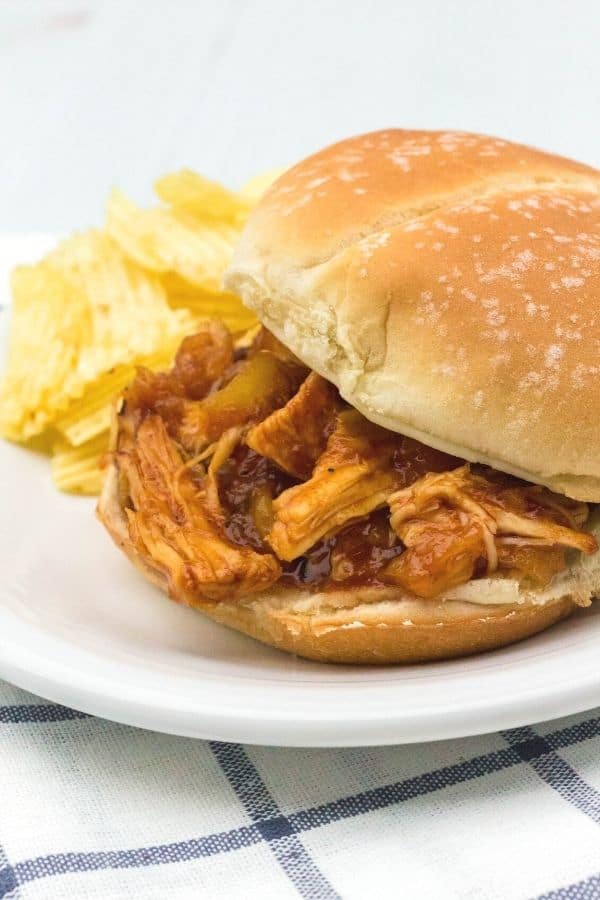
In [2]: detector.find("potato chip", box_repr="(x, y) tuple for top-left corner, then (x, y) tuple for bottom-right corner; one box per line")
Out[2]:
(159, 273), (256, 333)
(48, 230), (194, 370)
(0, 263), (90, 439)
(59, 404), (113, 449)
(51, 431), (107, 495)
(55, 341), (183, 446)
(0, 231), (192, 442)
(155, 170), (251, 224)
(1, 165), (279, 494)
(106, 189), (239, 291)
(239, 168), (287, 203)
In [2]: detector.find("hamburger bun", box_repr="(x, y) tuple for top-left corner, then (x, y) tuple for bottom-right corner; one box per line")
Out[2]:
(225, 129), (600, 501)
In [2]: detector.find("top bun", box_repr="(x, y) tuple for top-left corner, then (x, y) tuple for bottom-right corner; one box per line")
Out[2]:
(225, 130), (600, 500)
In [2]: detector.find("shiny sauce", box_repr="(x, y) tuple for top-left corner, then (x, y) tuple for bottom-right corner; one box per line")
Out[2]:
(217, 440), (461, 590)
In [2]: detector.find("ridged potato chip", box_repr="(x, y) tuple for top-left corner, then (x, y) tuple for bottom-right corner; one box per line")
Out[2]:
(51, 431), (108, 495)
(155, 170), (251, 224)
(0, 231), (191, 441)
(55, 341), (184, 446)
(239, 168), (287, 203)
(159, 273), (256, 333)
(0, 263), (90, 439)
(106, 189), (239, 291)
(1, 165), (280, 493)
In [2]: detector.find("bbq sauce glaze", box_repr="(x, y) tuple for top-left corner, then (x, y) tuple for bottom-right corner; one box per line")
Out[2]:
(217, 442), (460, 590)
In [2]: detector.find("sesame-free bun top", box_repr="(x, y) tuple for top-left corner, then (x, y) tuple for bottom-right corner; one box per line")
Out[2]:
(225, 130), (600, 501)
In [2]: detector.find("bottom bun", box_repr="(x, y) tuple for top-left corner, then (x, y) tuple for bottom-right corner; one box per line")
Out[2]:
(193, 591), (575, 665)
(97, 461), (587, 664)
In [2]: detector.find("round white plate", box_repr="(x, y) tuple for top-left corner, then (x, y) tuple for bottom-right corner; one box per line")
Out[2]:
(1, 235), (600, 747)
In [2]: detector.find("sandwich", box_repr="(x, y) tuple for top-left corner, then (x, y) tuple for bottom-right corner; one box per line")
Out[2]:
(98, 129), (600, 664)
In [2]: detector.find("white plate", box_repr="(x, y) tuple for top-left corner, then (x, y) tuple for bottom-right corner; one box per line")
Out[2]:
(1, 235), (600, 747)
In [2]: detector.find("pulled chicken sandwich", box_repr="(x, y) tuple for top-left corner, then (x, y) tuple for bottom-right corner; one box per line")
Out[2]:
(98, 129), (600, 664)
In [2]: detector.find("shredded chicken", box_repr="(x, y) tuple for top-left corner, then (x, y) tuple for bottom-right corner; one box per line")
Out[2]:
(246, 372), (341, 479)
(203, 426), (243, 522)
(171, 324), (234, 399)
(124, 321), (233, 420)
(178, 350), (306, 454)
(385, 465), (597, 598)
(496, 539), (568, 587)
(109, 328), (598, 603)
(267, 409), (403, 561)
(118, 415), (281, 601)
(385, 507), (488, 598)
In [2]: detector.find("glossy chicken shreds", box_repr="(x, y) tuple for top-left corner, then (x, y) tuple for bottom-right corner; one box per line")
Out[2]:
(112, 325), (598, 604)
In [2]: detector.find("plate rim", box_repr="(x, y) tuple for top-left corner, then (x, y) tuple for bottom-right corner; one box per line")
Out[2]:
(1, 602), (600, 746)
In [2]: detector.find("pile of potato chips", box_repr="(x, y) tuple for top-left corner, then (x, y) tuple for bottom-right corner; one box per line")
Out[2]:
(0, 168), (282, 494)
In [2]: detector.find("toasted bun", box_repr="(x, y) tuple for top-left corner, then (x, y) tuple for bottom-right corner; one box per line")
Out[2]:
(98, 460), (600, 664)
(225, 129), (600, 501)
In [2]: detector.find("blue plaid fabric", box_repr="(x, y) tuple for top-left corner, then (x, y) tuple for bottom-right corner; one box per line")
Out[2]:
(1, 679), (600, 899)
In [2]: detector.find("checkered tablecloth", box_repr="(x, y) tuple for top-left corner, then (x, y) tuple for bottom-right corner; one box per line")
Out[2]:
(1, 679), (599, 899)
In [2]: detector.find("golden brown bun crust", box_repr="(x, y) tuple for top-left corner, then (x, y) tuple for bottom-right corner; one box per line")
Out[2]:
(194, 592), (575, 665)
(98, 459), (578, 664)
(225, 130), (600, 500)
